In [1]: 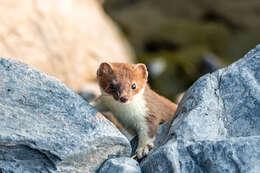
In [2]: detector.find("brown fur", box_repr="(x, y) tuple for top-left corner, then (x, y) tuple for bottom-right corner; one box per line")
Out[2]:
(144, 85), (178, 137)
(97, 62), (178, 139)
(97, 62), (147, 102)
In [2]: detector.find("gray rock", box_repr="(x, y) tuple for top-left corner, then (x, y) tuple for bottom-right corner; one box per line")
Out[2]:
(0, 58), (131, 173)
(140, 45), (260, 173)
(140, 138), (179, 173)
(98, 157), (141, 173)
(179, 136), (260, 173)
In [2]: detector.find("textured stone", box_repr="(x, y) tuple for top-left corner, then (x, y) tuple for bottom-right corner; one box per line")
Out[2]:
(170, 44), (260, 142)
(140, 138), (179, 173)
(98, 157), (141, 173)
(140, 45), (260, 173)
(0, 58), (131, 173)
(179, 136), (260, 173)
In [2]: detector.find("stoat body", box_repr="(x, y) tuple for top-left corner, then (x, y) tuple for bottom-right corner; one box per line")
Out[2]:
(94, 62), (178, 159)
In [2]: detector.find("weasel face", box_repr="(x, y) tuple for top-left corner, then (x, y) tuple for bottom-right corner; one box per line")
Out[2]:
(97, 62), (148, 104)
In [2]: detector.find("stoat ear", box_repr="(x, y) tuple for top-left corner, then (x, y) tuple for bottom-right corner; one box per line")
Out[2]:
(135, 63), (148, 81)
(97, 62), (113, 77)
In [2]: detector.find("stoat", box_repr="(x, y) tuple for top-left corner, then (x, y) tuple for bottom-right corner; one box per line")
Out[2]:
(93, 62), (178, 159)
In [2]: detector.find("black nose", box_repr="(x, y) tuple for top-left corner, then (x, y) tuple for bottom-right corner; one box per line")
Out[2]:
(120, 96), (128, 103)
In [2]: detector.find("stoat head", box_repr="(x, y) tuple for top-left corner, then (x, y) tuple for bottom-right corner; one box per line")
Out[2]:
(97, 62), (148, 104)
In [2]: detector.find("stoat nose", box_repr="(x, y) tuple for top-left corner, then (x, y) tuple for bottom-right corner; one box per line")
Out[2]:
(120, 96), (128, 103)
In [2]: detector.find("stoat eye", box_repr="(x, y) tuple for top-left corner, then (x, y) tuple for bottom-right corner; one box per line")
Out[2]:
(109, 84), (117, 90)
(131, 83), (136, 90)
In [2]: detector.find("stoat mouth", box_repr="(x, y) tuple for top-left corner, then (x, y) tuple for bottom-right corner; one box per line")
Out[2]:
(118, 99), (133, 104)
(119, 100), (129, 104)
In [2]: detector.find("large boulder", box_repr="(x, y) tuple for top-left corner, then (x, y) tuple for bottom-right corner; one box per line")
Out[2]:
(140, 45), (260, 172)
(0, 58), (131, 173)
(0, 0), (134, 93)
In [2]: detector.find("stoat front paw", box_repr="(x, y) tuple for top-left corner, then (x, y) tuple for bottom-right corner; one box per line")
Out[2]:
(136, 143), (154, 160)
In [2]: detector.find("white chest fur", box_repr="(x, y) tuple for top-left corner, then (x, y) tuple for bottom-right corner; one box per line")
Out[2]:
(100, 91), (148, 135)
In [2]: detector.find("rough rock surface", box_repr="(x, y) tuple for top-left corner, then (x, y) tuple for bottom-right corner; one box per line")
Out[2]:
(0, 0), (134, 92)
(98, 157), (141, 173)
(180, 136), (260, 173)
(0, 58), (131, 173)
(140, 45), (260, 172)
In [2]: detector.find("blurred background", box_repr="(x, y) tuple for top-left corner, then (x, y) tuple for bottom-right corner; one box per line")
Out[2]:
(1, 0), (259, 102)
